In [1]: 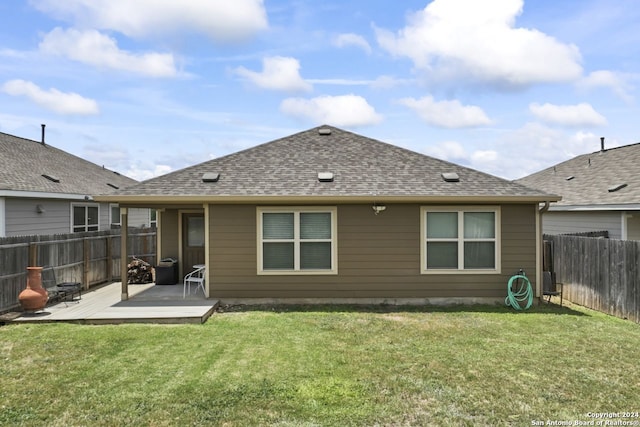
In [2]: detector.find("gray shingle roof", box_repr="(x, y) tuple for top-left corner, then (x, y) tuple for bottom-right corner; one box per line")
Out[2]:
(112, 125), (555, 200)
(516, 142), (640, 207)
(0, 131), (137, 196)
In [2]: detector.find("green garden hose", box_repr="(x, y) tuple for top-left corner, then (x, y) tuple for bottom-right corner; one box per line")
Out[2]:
(505, 271), (533, 310)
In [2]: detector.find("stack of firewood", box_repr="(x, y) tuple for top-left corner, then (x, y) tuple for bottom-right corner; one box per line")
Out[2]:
(127, 257), (153, 284)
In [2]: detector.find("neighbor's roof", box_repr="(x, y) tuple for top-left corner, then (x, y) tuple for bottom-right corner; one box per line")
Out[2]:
(103, 125), (558, 203)
(516, 142), (640, 209)
(0, 131), (137, 198)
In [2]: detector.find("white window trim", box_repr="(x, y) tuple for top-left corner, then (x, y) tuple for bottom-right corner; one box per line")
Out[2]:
(110, 203), (121, 227)
(149, 209), (157, 228)
(420, 206), (501, 275)
(257, 206), (338, 275)
(71, 203), (100, 233)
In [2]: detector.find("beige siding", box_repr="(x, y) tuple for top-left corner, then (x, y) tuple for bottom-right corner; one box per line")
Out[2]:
(159, 209), (180, 263)
(208, 203), (537, 299)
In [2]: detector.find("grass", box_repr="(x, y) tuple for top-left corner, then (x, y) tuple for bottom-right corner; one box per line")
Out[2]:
(1, 302), (639, 426)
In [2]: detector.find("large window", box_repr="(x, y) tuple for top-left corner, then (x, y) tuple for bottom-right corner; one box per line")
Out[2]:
(72, 204), (99, 233)
(421, 206), (500, 274)
(258, 207), (337, 274)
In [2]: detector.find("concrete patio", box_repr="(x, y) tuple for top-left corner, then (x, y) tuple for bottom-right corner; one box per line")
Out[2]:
(10, 282), (218, 324)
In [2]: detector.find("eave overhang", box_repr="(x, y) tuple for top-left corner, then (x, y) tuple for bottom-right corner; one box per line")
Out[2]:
(95, 194), (561, 206)
(0, 189), (95, 201)
(549, 203), (640, 212)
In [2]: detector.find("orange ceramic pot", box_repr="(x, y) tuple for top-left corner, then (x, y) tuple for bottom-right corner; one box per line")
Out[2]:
(18, 267), (48, 311)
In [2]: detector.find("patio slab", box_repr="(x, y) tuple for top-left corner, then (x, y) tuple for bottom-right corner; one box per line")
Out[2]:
(11, 282), (218, 324)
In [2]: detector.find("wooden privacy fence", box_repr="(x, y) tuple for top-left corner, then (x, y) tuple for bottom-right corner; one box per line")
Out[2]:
(545, 234), (640, 323)
(0, 229), (156, 313)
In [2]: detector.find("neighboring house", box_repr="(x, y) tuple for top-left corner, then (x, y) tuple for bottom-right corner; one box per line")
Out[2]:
(516, 140), (640, 240)
(98, 126), (558, 303)
(0, 129), (153, 237)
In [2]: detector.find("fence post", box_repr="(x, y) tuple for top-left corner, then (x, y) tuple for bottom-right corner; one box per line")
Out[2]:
(29, 242), (37, 267)
(107, 234), (113, 282)
(83, 238), (90, 289)
(120, 209), (129, 301)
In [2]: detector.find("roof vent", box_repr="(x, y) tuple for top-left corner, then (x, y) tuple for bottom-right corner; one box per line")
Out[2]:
(202, 172), (220, 183)
(318, 172), (334, 182)
(107, 183), (119, 189)
(441, 172), (460, 182)
(318, 128), (332, 136)
(41, 174), (60, 183)
(565, 176), (575, 181)
(608, 183), (627, 193)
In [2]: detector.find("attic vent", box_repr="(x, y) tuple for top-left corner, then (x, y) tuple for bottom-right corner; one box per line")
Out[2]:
(566, 176), (575, 181)
(608, 183), (627, 193)
(318, 172), (334, 182)
(318, 128), (332, 136)
(202, 172), (220, 183)
(42, 174), (60, 183)
(107, 183), (119, 189)
(441, 172), (460, 182)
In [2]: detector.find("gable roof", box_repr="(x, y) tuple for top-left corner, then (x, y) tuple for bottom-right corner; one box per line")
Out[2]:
(516, 142), (640, 210)
(101, 125), (557, 203)
(0, 131), (137, 199)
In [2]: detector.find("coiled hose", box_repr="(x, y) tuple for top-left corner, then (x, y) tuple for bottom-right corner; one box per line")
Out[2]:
(505, 270), (533, 310)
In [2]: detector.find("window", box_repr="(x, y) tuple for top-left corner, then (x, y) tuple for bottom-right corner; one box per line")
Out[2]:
(421, 206), (500, 274)
(258, 207), (337, 274)
(110, 204), (120, 228)
(72, 204), (99, 232)
(187, 215), (205, 247)
(149, 209), (157, 228)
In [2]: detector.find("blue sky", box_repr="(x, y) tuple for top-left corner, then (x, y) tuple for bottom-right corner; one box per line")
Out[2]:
(1, 0), (638, 181)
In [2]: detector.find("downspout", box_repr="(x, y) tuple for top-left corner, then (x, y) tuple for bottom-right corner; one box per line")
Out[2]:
(203, 203), (210, 298)
(535, 201), (551, 301)
(539, 201), (550, 214)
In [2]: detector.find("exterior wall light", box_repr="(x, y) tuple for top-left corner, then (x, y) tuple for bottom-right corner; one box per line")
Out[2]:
(372, 203), (386, 215)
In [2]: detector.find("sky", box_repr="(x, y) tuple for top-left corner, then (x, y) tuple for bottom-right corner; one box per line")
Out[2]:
(1, 0), (639, 182)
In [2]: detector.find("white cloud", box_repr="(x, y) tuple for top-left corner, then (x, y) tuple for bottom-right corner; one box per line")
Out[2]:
(30, 0), (268, 42)
(480, 123), (604, 179)
(126, 164), (173, 182)
(423, 141), (468, 161)
(307, 78), (372, 86)
(577, 70), (634, 102)
(398, 96), (492, 128)
(529, 102), (607, 127)
(280, 94), (383, 127)
(375, 0), (582, 88)
(333, 33), (372, 54)
(471, 150), (499, 164)
(39, 28), (178, 77)
(235, 56), (312, 92)
(370, 75), (414, 90)
(1, 79), (99, 115)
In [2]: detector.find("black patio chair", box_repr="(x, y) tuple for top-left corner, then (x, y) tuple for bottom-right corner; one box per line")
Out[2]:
(542, 271), (563, 306)
(41, 267), (82, 303)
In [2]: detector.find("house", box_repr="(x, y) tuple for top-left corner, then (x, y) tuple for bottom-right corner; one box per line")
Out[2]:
(516, 139), (640, 240)
(0, 128), (153, 237)
(97, 126), (559, 303)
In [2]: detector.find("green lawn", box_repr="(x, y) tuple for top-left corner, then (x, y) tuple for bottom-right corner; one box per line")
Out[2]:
(1, 303), (639, 426)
